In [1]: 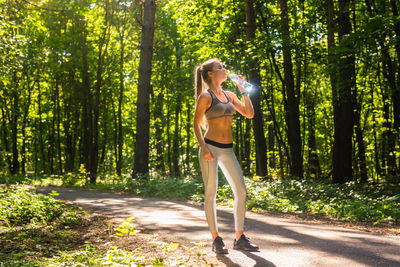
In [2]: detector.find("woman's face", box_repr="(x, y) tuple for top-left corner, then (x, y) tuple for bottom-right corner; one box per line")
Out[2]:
(209, 62), (227, 83)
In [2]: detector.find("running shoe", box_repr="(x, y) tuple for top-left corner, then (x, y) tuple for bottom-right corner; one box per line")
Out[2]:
(212, 236), (228, 254)
(233, 234), (259, 251)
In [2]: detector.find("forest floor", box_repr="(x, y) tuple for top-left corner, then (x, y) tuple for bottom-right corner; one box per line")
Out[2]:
(33, 186), (400, 267)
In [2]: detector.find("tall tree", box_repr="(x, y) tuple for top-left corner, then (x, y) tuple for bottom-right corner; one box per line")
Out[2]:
(389, 0), (400, 135)
(10, 74), (20, 175)
(88, 0), (112, 183)
(132, 0), (156, 178)
(332, 0), (355, 183)
(279, 0), (303, 178)
(245, 0), (268, 177)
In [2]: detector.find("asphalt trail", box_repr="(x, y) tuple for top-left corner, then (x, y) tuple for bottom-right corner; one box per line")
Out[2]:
(36, 186), (400, 267)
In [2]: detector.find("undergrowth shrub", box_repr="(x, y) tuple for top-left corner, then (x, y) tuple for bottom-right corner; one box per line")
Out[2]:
(0, 186), (82, 227)
(2, 173), (399, 223)
(245, 177), (400, 223)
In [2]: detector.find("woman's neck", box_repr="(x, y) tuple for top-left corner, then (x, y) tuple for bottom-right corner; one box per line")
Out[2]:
(209, 81), (222, 93)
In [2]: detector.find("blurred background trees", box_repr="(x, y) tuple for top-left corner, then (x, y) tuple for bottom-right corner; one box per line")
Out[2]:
(0, 0), (399, 184)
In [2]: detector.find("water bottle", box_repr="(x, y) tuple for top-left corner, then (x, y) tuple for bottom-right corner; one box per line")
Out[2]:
(227, 72), (254, 93)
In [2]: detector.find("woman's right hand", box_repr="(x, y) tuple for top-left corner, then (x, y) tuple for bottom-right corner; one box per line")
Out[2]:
(202, 147), (214, 161)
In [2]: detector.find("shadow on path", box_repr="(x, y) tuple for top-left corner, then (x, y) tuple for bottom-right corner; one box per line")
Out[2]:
(240, 251), (276, 267)
(216, 254), (242, 267)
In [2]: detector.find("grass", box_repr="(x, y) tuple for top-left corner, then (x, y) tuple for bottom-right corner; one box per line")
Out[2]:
(1, 171), (400, 225)
(0, 185), (214, 266)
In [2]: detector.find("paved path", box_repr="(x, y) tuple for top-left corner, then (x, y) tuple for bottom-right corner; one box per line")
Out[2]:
(36, 186), (400, 267)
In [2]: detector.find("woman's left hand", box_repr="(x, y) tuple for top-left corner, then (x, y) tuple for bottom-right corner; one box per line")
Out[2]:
(234, 75), (246, 93)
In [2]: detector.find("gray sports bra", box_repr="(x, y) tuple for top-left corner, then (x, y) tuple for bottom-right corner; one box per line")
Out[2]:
(205, 89), (235, 120)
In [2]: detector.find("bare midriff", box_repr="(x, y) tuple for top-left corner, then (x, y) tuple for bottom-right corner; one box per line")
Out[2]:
(204, 116), (234, 144)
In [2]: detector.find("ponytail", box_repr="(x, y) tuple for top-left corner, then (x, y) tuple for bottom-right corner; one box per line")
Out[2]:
(195, 66), (204, 102)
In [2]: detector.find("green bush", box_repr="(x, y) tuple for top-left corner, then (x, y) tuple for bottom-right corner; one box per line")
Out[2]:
(121, 174), (400, 223)
(0, 186), (82, 227)
(1, 173), (399, 224)
(245, 177), (400, 223)
(127, 175), (205, 200)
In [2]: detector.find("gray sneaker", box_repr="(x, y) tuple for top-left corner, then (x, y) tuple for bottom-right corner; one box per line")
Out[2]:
(233, 234), (259, 251)
(212, 236), (228, 254)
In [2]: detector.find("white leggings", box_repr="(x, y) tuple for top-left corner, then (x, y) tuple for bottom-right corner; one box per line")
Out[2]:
(198, 144), (247, 233)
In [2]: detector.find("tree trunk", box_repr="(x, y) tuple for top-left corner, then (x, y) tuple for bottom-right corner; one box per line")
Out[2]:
(0, 95), (12, 173)
(21, 79), (34, 174)
(172, 44), (182, 176)
(116, 33), (125, 177)
(279, 0), (303, 179)
(379, 45), (398, 177)
(365, 0), (398, 178)
(235, 116), (241, 162)
(11, 74), (20, 175)
(37, 82), (46, 173)
(258, 4), (290, 174)
(55, 79), (63, 174)
(306, 93), (321, 179)
(90, 0), (111, 183)
(64, 69), (76, 173)
(267, 112), (275, 169)
(354, 92), (367, 182)
(352, 4), (367, 182)
(238, 117), (243, 166)
(132, 0), (156, 178)
(154, 89), (165, 172)
(389, 0), (400, 134)
(332, 0), (355, 184)
(244, 119), (251, 176)
(389, 0), (400, 178)
(49, 82), (56, 174)
(353, 65), (367, 182)
(167, 105), (172, 174)
(80, 24), (92, 180)
(99, 90), (109, 168)
(371, 82), (382, 180)
(172, 97), (181, 176)
(245, 0), (268, 177)
(185, 106), (191, 174)
(327, 0), (338, 181)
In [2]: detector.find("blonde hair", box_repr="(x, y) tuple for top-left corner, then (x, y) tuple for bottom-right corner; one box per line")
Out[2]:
(194, 58), (221, 102)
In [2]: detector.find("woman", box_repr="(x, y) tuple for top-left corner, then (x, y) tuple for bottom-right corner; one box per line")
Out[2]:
(193, 58), (259, 254)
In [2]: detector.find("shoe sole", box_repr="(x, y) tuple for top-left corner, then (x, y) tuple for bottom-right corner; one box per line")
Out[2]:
(233, 247), (259, 252)
(212, 248), (229, 254)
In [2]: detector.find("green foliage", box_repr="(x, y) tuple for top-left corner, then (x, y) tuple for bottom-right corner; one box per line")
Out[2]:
(0, 186), (82, 227)
(123, 174), (400, 223)
(128, 175), (205, 201)
(37, 240), (208, 266)
(245, 177), (400, 223)
(3, 173), (400, 224)
(0, 183), (209, 266)
(106, 174), (400, 223)
(40, 242), (103, 266)
(113, 217), (136, 238)
(1, 0), (399, 184)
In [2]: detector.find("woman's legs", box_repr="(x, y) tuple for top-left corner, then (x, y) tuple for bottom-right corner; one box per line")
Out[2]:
(199, 145), (247, 236)
(198, 147), (219, 238)
(199, 144), (258, 252)
(217, 148), (247, 239)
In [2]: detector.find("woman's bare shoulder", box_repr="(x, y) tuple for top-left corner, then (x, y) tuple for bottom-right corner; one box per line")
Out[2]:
(197, 91), (212, 102)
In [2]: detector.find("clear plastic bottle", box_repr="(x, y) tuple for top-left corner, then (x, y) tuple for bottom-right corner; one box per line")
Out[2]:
(227, 72), (254, 93)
